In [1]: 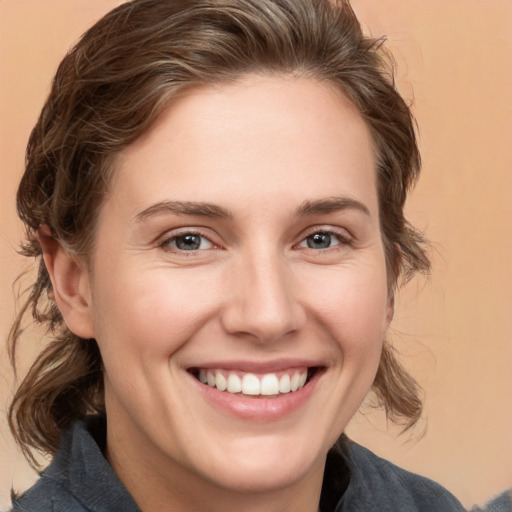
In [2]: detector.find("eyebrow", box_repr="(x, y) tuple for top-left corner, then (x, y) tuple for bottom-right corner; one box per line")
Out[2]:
(135, 196), (369, 223)
(296, 197), (370, 217)
(135, 200), (233, 221)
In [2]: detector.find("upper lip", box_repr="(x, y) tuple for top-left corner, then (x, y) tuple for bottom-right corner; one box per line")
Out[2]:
(186, 358), (324, 373)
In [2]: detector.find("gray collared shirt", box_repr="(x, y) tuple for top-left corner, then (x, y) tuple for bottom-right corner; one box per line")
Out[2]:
(11, 416), (465, 511)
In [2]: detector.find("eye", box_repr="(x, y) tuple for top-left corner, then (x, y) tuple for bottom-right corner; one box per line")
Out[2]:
(298, 230), (349, 250)
(162, 232), (214, 252)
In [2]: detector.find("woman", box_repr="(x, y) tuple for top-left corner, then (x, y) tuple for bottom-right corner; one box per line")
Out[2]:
(8, 0), (465, 510)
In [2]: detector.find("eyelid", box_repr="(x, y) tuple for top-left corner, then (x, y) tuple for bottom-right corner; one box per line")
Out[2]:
(295, 225), (354, 247)
(158, 227), (221, 252)
(155, 224), (353, 253)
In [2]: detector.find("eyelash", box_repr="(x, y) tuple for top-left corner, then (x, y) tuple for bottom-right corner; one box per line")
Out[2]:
(296, 227), (353, 251)
(159, 230), (217, 253)
(158, 226), (353, 254)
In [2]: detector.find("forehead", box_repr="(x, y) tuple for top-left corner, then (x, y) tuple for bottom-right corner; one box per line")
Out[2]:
(110, 75), (377, 217)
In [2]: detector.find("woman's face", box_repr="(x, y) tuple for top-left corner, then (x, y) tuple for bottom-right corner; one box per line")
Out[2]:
(81, 75), (392, 495)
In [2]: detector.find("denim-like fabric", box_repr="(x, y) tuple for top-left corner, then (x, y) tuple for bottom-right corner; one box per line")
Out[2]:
(329, 440), (465, 512)
(11, 417), (139, 512)
(470, 490), (512, 512)
(11, 416), (465, 512)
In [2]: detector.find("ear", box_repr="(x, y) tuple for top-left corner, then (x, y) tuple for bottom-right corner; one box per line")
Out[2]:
(38, 226), (95, 339)
(384, 242), (401, 329)
(385, 291), (395, 329)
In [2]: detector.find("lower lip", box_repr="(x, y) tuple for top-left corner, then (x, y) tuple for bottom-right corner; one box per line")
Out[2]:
(189, 370), (322, 421)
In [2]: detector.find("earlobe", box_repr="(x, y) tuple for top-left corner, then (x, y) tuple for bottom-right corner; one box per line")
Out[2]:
(385, 243), (400, 329)
(38, 226), (95, 339)
(385, 292), (395, 330)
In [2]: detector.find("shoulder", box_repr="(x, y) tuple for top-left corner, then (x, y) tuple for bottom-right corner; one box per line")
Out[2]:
(469, 488), (512, 512)
(334, 440), (465, 512)
(10, 420), (94, 512)
(9, 416), (139, 512)
(10, 473), (85, 512)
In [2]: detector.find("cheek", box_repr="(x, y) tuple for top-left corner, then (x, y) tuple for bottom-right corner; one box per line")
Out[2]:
(307, 263), (389, 327)
(301, 259), (389, 363)
(90, 265), (220, 364)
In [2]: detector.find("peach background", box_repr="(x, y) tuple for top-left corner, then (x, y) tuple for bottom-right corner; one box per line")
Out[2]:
(1, 0), (511, 509)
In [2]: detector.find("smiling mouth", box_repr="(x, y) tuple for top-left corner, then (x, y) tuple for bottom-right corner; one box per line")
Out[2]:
(189, 367), (320, 398)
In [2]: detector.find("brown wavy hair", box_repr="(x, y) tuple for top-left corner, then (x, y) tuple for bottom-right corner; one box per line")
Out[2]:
(8, 0), (430, 467)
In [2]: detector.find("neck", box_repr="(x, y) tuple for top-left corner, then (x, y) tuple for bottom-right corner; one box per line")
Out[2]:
(106, 422), (326, 512)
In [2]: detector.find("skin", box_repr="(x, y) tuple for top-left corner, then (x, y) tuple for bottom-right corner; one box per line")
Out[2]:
(41, 75), (393, 512)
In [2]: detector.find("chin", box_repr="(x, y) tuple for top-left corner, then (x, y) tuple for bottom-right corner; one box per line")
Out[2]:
(207, 458), (315, 494)
(193, 432), (327, 493)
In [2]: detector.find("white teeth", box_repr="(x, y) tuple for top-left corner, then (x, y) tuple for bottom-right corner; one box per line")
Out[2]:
(260, 374), (279, 395)
(227, 373), (242, 393)
(278, 374), (291, 393)
(198, 369), (310, 396)
(215, 372), (227, 391)
(242, 373), (260, 395)
(290, 373), (300, 391)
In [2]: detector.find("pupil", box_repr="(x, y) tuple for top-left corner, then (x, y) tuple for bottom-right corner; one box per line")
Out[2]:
(176, 234), (201, 250)
(308, 233), (331, 249)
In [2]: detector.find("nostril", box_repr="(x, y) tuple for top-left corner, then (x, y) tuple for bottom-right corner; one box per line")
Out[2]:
(219, 270), (305, 343)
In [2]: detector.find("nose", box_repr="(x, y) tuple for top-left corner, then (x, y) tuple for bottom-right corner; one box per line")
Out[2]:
(220, 250), (306, 344)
